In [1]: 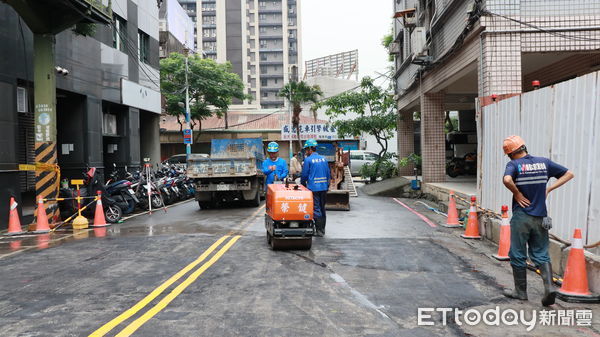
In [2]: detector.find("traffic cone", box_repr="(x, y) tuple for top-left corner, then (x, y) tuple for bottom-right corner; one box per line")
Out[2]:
(557, 229), (598, 303)
(33, 197), (51, 234)
(90, 191), (110, 228)
(5, 197), (25, 236)
(443, 191), (461, 228)
(461, 196), (481, 239)
(492, 205), (510, 260)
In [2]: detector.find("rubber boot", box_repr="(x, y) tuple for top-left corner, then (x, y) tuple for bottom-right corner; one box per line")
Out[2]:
(314, 218), (324, 237)
(503, 266), (528, 300)
(539, 262), (557, 306)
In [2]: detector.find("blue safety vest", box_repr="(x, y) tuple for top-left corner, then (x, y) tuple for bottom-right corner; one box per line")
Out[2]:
(301, 153), (330, 192)
(262, 157), (288, 185)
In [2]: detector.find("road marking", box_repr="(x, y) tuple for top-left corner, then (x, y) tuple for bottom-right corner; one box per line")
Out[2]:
(88, 235), (230, 337)
(392, 198), (437, 228)
(115, 235), (242, 337)
(90, 204), (265, 336)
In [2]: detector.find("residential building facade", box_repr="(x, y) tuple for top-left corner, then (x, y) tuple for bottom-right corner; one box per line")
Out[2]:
(392, 0), (600, 181)
(178, 0), (302, 109)
(0, 1), (161, 227)
(159, 0), (196, 58)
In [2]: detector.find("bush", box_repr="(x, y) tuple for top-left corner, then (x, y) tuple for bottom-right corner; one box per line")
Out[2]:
(359, 153), (398, 182)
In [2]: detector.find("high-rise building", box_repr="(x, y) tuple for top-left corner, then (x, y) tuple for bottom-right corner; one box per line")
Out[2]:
(178, 0), (302, 109)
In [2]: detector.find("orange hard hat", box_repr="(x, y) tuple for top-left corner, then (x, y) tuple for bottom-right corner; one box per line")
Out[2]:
(503, 135), (525, 154)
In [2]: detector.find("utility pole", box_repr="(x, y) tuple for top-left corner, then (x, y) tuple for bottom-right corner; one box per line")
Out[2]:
(184, 49), (191, 160)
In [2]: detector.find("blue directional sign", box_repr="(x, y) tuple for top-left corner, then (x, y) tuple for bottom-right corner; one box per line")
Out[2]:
(183, 129), (192, 136)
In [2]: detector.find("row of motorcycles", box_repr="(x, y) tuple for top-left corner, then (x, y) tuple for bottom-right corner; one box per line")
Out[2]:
(58, 164), (195, 223)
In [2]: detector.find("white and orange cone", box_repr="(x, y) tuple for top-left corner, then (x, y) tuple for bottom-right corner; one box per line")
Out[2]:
(443, 191), (461, 228)
(5, 197), (25, 236)
(557, 229), (598, 302)
(90, 191), (110, 228)
(492, 205), (510, 260)
(33, 197), (51, 234)
(461, 196), (481, 239)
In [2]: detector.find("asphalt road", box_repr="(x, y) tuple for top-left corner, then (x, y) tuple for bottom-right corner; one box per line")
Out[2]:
(0, 194), (598, 336)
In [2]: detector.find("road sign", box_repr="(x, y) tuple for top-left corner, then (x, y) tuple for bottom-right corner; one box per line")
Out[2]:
(183, 129), (192, 136)
(183, 137), (193, 145)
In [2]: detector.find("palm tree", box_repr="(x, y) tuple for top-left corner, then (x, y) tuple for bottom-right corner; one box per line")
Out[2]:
(278, 81), (323, 149)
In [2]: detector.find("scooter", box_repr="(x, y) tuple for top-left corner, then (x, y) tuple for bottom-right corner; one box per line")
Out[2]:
(105, 164), (139, 215)
(58, 167), (123, 223)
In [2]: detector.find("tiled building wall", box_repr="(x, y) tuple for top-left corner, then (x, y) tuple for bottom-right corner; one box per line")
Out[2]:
(420, 92), (446, 182)
(397, 110), (415, 175)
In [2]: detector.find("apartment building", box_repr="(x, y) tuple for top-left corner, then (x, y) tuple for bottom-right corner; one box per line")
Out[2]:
(178, 0), (302, 109)
(392, 0), (600, 182)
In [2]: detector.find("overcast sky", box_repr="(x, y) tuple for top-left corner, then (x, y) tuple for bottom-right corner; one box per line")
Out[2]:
(300, 0), (394, 81)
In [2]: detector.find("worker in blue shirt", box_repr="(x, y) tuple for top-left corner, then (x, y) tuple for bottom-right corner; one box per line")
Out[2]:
(301, 139), (330, 237)
(502, 135), (574, 306)
(262, 142), (288, 186)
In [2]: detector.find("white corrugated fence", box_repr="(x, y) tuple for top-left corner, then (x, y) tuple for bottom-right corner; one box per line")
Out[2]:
(477, 71), (600, 246)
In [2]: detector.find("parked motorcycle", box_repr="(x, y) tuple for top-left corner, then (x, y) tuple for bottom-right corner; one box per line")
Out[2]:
(58, 167), (123, 223)
(446, 153), (477, 178)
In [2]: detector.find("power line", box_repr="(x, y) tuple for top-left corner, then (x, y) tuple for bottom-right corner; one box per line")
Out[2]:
(485, 11), (600, 42)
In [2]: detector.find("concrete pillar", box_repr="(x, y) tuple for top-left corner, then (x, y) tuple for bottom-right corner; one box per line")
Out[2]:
(420, 92), (446, 183)
(140, 112), (161, 167)
(397, 109), (415, 176)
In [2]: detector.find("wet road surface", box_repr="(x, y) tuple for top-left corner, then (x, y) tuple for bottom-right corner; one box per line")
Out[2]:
(0, 195), (598, 336)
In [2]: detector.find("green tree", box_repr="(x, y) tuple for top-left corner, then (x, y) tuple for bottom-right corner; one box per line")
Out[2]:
(278, 81), (323, 148)
(160, 53), (248, 141)
(381, 29), (394, 62)
(315, 77), (397, 179)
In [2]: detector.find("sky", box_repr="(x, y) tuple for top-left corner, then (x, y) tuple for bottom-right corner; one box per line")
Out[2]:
(300, 0), (394, 81)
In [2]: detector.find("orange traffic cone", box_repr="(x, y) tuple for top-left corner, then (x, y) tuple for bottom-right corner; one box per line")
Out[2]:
(461, 196), (481, 239)
(5, 196), (25, 236)
(443, 191), (461, 228)
(90, 191), (110, 228)
(492, 205), (510, 260)
(33, 197), (51, 234)
(557, 229), (597, 302)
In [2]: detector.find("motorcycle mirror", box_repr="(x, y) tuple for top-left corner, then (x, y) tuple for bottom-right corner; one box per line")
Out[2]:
(125, 165), (128, 171)
(113, 163), (116, 168)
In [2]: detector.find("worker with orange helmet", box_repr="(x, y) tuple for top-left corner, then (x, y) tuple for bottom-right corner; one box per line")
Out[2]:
(501, 135), (574, 306)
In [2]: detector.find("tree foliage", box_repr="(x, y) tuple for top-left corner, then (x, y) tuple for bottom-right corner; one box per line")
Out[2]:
(160, 53), (248, 138)
(316, 77), (396, 158)
(381, 29), (394, 62)
(278, 81), (323, 147)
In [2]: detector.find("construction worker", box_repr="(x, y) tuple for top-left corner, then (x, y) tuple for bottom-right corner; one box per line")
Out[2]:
(502, 135), (574, 306)
(301, 139), (330, 237)
(262, 142), (288, 185)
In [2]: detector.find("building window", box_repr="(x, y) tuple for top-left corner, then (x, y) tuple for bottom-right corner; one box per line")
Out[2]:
(203, 29), (216, 38)
(261, 79), (267, 86)
(259, 26), (267, 33)
(260, 53), (268, 61)
(261, 67), (267, 74)
(112, 14), (127, 53)
(259, 40), (267, 48)
(262, 92), (268, 98)
(138, 30), (150, 63)
(259, 1), (266, 7)
(203, 15), (216, 25)
(202, 3), (215, 11)
(203, 41), (216, 52)
(259, 14), (266, 21)
(274, 78), (278, 84)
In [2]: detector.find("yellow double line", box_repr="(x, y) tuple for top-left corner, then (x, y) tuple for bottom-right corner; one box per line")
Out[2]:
(90, 206), (264, 337)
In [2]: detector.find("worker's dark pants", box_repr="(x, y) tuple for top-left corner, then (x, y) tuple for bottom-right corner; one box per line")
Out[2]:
(509, 208), (550, 268)
(313, 190), (327, 224)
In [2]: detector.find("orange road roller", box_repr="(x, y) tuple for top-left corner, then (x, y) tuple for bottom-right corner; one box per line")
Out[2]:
(265, 182), (314, 250)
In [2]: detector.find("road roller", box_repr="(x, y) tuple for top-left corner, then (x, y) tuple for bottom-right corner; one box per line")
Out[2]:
(265, 181), (314, 250)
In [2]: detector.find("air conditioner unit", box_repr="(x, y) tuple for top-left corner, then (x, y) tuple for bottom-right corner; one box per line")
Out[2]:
(410, 27), (427, 56)
(17, 87), (27, 113)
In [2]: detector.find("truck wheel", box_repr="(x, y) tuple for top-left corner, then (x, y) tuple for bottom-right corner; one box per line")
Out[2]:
(198, 201), (211, 210)
(250, 188), (260, 207)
